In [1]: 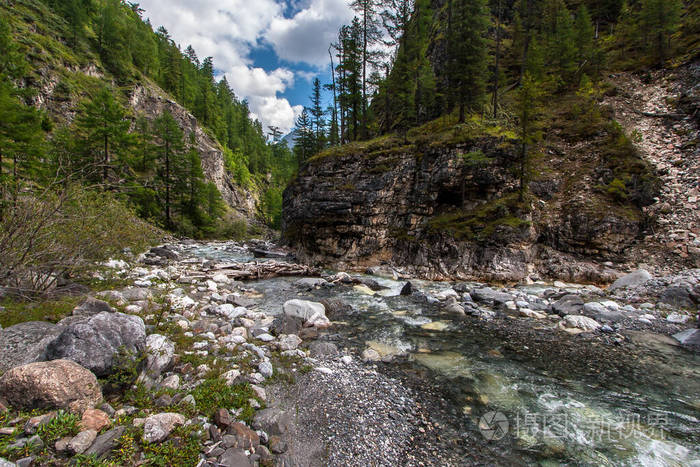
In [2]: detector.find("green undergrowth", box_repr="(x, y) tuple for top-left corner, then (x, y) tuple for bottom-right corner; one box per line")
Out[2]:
(308, 113), (517, 164)
(0, 296), (81, 328)
(428, 193), (531, 242)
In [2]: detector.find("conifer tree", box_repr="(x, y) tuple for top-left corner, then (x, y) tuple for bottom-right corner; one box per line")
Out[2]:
(451, 0), (490, 121)
(74, 87), (131, 185)
(293, 109), (315, 164)
(153, 111), (184, 230)
(351, 0), (382, 138)
(640, 0), (682, 66)
(309, 78), (326, 153)
(516, 72), (543, 200)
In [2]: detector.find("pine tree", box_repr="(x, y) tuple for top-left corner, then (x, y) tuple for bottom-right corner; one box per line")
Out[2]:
(515, 72), (543, 200)
(293, 109), (315, 164)
(640, 0), (682, 66)
(574, 5), (595, 67)
(74, 87), (131, 185)
(153, 111), (184, 230)
(309, 78), (326, 153)
(451, 0), (490, 121)
(351, 0), (383, 138)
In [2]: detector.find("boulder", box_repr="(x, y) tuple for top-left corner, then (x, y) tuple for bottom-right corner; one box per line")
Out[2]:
(659, 287), (695, 309)
(142, 413), (185, 443)
(608, 269), (652, 291)
(400, 282), (413, 296)
(282, 300), (330, 328)
(270, 314), (304, 336)
(0, 322), (64, 373)
(252, 408), (292, 436)
(582, 302), (626, 323)
(67, 429), (97, 455)
(46, 312), (146, 377)
(551, 294), (584, 316)
(295, 278), (327, 290)
(558, 315), (601, 334)
(278, 334), (302, 351)
(139, 334), (175, 384)
(219, 448), (252, 467)
(83, 426), (126, 458)
(0, 360), (102, 413)
(150, 247), (179, 260)
(72, 298), (114, 317)
(471, 288), (514, 306)
(80, 409), (110, 432)
(666, 312), (690, 324)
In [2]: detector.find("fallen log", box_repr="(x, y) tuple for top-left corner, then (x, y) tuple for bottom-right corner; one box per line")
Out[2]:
(208, 261), (320, 280)
(633, 109), (685, 120)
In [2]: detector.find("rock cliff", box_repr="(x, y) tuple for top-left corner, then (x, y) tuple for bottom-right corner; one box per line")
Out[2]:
(283, 125), (657, 282)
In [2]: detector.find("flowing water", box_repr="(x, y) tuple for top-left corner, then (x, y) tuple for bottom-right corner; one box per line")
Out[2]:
(188, 243), (700, 466)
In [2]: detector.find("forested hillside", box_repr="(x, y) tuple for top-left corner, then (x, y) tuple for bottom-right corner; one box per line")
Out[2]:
(292, 0), (698, 156)
(0, 0), (296, 239)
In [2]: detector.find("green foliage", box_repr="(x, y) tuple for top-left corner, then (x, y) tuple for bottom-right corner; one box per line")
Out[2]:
(428, 193), (530, 242)
(142, 425), (201, 467)
(605, 178), (628, 201)
(100, 346), (146, 393)
(36, 410), (80, 445)
(191, 378), (258, 422)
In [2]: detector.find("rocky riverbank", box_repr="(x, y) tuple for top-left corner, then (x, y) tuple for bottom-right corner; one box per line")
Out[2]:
(0, 241), (698, 466)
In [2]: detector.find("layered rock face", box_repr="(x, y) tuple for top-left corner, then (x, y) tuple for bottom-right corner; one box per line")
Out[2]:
(283, 138), (647, 282)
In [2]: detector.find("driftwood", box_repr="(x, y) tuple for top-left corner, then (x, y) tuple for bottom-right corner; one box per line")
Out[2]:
(210, 261), (320, 280)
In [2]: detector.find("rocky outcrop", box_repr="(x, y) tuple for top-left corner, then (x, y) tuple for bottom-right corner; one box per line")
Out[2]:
(283, 137), (649, 282)
(129, 84), (258, 218)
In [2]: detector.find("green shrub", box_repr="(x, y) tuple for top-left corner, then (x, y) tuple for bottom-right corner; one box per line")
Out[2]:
(37, 410), (80, 445)
(191, 378), (258, 422)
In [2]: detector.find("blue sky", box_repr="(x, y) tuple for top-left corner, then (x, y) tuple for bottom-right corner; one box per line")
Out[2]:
(137, 0), (354, 134)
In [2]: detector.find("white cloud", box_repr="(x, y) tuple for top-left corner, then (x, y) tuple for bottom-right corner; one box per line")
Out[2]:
(266, 0), (354, 66)
(137, 0), (352, 134)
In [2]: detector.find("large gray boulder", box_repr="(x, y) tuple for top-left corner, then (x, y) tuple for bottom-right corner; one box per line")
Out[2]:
(46, 312), (146, 377)
(609, 269), (652, 291)
(0, 322), (64, 373)
(0, 360), (102, 413)
(659, 287), (695, 309)
(470, 288), (514, 306)
(551, 294), (584, 316)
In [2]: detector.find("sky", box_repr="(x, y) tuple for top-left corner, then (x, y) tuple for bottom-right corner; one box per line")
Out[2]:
(137, 0), (355, 135)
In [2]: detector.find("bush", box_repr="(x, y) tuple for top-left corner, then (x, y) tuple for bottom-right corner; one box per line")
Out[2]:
(0, 185), (161, 296)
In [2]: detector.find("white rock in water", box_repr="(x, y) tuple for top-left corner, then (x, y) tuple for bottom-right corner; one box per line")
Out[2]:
(599, 300), (620, 310)
(435, 289), (459, 301)
(638, 314), (656, 321)
(558, 315), (601, 334)
(283, 300), (331, 328)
